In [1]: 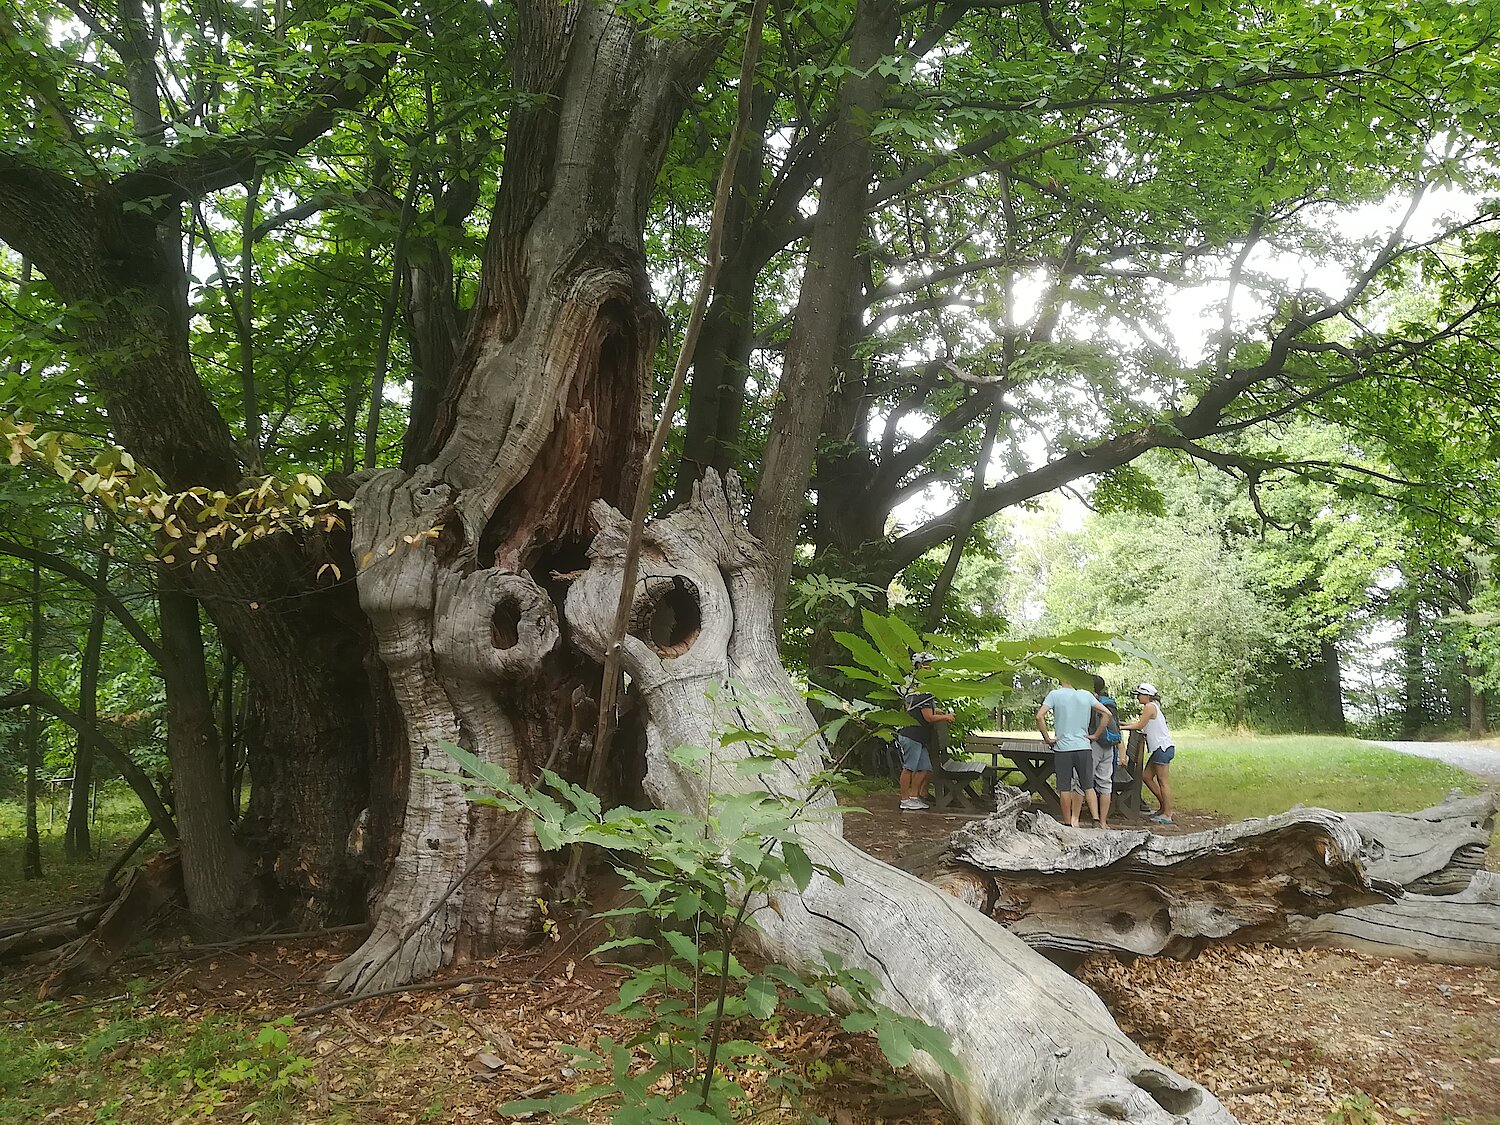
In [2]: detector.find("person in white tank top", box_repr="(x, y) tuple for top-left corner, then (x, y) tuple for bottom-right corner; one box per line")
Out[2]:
(1121, 682), (1175, 824)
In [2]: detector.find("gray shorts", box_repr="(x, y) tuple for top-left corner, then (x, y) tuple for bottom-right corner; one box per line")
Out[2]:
(896, 733), (931, 773)
(1091, 745), (1117, 793)
(1054, 749), (1091, 794)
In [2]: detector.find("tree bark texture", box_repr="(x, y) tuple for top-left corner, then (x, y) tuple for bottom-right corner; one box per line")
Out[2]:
(329, 1), (718, 993)
(24, 560), (44, 881)
(65, 544), (111, 859)
(159, 579), (245, 922)
(904, 789), (1392, 959)
(566, 472), (1233, 1125)
(749, 0), (901, 615)
(911, 790), (1497, 968)
(1281, 791), (1499, 965)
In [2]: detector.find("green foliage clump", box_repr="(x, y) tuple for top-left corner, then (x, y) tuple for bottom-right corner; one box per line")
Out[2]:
(431, 722), (963, 1124)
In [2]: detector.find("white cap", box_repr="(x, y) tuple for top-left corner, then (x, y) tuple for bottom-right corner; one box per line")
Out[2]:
(1134, 682), (1160, 698)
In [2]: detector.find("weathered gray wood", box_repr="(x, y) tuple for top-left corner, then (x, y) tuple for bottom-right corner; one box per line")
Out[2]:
(327, 5), (717, 993)
(917, 787), (1497, 968)
(1324, 790), (1496, 895)
(918, 788), (1395, 959)
(1276, 792), (1498, 964)
(1284, 870), (1500, 965)
(566, 471), (1234, 1125)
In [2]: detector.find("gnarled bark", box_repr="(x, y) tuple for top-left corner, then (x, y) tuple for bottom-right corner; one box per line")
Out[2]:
(1284, 870), (1500, 965)
(1281, 791), (1499, 965)
(911, 789), (1497, 968)
(328, 1), (717, 993)
(566, 471), (1233, 1125)
(904, 789), (1392, 959)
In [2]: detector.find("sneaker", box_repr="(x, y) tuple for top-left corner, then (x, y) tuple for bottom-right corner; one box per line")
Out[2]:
(899, 798), (925, 811)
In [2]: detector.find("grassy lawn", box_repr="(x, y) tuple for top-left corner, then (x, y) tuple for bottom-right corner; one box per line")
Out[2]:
(0, 787), (158, 917)
(1169, 731), (1483, 820)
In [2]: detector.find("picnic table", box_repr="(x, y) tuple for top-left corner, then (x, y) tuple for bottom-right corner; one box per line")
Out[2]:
(960, 733), (1062, 814)
(932, 731), (1153, 821)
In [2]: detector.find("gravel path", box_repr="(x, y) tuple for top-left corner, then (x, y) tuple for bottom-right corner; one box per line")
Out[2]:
(1370, 739), (1500, 780)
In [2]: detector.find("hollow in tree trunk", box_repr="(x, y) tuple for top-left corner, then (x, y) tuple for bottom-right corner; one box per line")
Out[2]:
(328, 1), (717, 993)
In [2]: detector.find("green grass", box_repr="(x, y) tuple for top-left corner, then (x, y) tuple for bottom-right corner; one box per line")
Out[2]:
(1169, 731), (1483, 820)
(0, 786), (156, 916)
(0, 1001), (313, 1125)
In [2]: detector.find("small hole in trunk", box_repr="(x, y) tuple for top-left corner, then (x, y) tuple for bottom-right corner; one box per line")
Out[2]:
(633, 575), (701, 656)
(492, 598), (522, 649)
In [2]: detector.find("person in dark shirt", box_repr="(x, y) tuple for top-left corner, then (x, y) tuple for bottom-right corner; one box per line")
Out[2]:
(896, 652), (955, 811)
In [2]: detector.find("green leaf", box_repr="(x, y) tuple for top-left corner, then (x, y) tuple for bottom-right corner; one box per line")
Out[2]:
(781, 839), (814, 892)
(744, 975), (777, 1019)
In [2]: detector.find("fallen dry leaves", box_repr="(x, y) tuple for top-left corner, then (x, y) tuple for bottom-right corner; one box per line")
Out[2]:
(1080, 944), (1500, 1125)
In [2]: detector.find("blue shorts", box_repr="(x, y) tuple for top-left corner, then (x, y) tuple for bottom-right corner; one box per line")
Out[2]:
(1148, 745), (1176, 765)
(896, 734), (931, 773)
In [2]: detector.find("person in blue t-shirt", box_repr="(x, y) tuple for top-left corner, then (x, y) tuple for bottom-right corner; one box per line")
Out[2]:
(1035, 673), (1112, 828)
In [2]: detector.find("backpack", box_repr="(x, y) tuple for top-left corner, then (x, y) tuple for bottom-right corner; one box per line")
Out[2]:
(1099, 697), (1122, 746)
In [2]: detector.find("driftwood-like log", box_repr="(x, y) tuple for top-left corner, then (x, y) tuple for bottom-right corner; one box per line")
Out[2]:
(39, 851), (184, 999)
(916, 789), (1395, 959)
(1284, 870), (1500, 965)
(566, 472), (1233, 1125)
(915, 788), (1497, 968)
(1324, 791), (1496, 895)
(1278, 791), (1499, 965)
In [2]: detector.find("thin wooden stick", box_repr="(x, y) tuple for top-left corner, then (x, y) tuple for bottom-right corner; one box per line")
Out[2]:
(581, 0), (770, 808)
(294, 974), (512, 1020)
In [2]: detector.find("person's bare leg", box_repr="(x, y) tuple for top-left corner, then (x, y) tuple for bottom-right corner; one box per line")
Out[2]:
(915, 770), (931, 802)
(1097, 791), (1111, 829)
(900, 769), (914, 802)
(1083, 788), (1099, 824)
(1142, 764), (1163, 810)
(1155, 765), (1172, 818)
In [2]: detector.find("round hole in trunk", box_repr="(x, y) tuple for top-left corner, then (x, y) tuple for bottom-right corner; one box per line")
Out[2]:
(492, 598), (522, 649)
(632, 575), (702, 656)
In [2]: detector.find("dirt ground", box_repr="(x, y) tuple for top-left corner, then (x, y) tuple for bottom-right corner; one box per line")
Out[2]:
(844, 792), (1500, 1125)
(5, 795), (1496, 1125)
(1, 933), (958, 1125)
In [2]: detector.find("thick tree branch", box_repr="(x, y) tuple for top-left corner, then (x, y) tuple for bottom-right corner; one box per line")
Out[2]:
(0, 686), (177, 843)
(0, 539), (163, 664)
(112, 17), (404, 203)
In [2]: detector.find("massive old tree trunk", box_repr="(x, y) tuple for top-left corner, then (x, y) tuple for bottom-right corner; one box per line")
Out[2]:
(328, 1), (717, 992)
(566, 473), (1233, 1125)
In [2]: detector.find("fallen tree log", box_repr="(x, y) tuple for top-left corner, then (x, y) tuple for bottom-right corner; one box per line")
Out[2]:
(39, 850), (184, 999)
(902, 788), (1497, 968)
(903, 789), (1397, 960)
(1324, 791), (1496, 895)
(1283, 870), (1500, 965)
(567, 473), (1234, 1125)
(1276, 792), (1498, 965)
